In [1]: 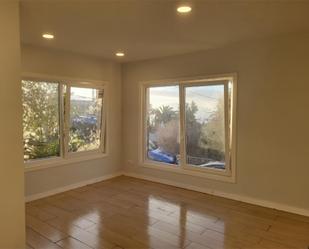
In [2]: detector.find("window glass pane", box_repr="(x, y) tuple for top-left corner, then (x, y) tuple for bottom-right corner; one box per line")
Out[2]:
(146, 86), (180, 165)
(185, 84), (226, 170)
(69, 87), (103, 153)
(22, 80), (60, 161)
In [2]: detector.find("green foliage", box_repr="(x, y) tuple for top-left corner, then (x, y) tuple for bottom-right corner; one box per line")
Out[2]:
(22, 80), (60, 160)
(22, 81), (102, 160)
(185, 101), (198, 124)
(68, 132), (87, 152)
(148, 97), (225, 164)
(24, 135), (60, 159)
(200, 96), (225, 160)
(69, 123), (99, 152)
(69, 96), (102, 152)
(150, 105), (178, 129)
(185, 101), (203, 158)
(156, 119), (179, 155)
(148, 105), (179, 154)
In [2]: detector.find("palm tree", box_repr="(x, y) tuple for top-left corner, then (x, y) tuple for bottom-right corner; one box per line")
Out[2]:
(152, 105), (177, 127)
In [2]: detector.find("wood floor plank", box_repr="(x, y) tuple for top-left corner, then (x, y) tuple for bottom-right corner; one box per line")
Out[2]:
(67, 189), (109, 203)
(32, 203), (96, 229)
(252, 239), (299, 249)
(185, 242), (211, 249)
(259, 228), (309, 249)
(46, 195), (92, 212)
(26, 204), (57, 221)
(87, 224), (150, 249)
(26, 228), (62, 249)
(26, 176), (309, 249)
(56, 237), (93, 249)
(26, 244), (34, 249)
(86, 212), (191, 248)
(26, 215), (68, 243)
(46, 217), (115, 249)
(276, 210), (309, 224)
(152, 220), (206, 237)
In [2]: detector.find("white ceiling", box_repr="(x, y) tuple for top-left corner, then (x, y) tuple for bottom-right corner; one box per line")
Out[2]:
(20, 0), (309, 62)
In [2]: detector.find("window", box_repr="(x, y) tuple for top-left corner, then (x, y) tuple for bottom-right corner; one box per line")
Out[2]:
(146, 86), (180, 165)
(68, 87), (104, 153)
(184, 84), (228, 170)
(141, 75), (236, 181)
(22, 80), (61, 161)
(22, 79), (106, 164)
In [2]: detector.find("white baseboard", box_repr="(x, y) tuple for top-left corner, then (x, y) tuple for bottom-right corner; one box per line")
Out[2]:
(123, 172), (309, 218)
(25, 171), (123, 202)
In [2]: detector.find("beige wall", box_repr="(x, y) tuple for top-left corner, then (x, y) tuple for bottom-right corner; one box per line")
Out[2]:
(21, 33), (309, 214)
(122, 34), (309, 211)
(0, 2), (25, 248)
(22, 44), (122, 197)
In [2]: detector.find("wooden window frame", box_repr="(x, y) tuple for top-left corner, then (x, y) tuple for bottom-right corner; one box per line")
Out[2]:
(139, 73), (237, 183)
(22, 73), (108, 172)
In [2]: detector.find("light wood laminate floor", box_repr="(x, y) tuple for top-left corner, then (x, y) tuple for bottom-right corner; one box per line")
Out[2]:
(26, 176), (309, 249)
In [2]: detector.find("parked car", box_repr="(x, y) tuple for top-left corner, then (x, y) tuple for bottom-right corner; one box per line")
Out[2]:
(199, 161), (225, 170)
(148, 148), (177, 164)
(72, 115), (97, 126)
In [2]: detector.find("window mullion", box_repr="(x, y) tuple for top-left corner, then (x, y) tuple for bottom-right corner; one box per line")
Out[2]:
(99, 89), (106, 153)
(224, 82), (231, 172)
(63, 84), (71, 158)
(144, 87), (150, 162)
(59, 83), (65, 159)
(179, 84), (186, 169)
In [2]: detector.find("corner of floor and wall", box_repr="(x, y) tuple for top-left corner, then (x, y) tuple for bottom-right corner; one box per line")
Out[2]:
(22, 43), (123, 202)
(121, 33), (309, 218)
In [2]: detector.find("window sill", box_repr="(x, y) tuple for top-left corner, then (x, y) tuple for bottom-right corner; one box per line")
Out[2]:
(140, 161), (236, 183)
(24, 153), (108, 172)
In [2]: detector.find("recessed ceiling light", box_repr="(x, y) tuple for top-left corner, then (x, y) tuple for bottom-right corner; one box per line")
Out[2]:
(115, 52), (125, 57)
(42, 33), (54, 39)
(177, 5), (192, 13)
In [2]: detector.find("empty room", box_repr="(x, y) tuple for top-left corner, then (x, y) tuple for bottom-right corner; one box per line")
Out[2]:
(1, 0), (309, 248)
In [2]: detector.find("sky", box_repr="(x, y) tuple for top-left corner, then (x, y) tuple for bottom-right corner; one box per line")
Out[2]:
(148, 84), (224, 123)
(71, 87), (97, 101)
